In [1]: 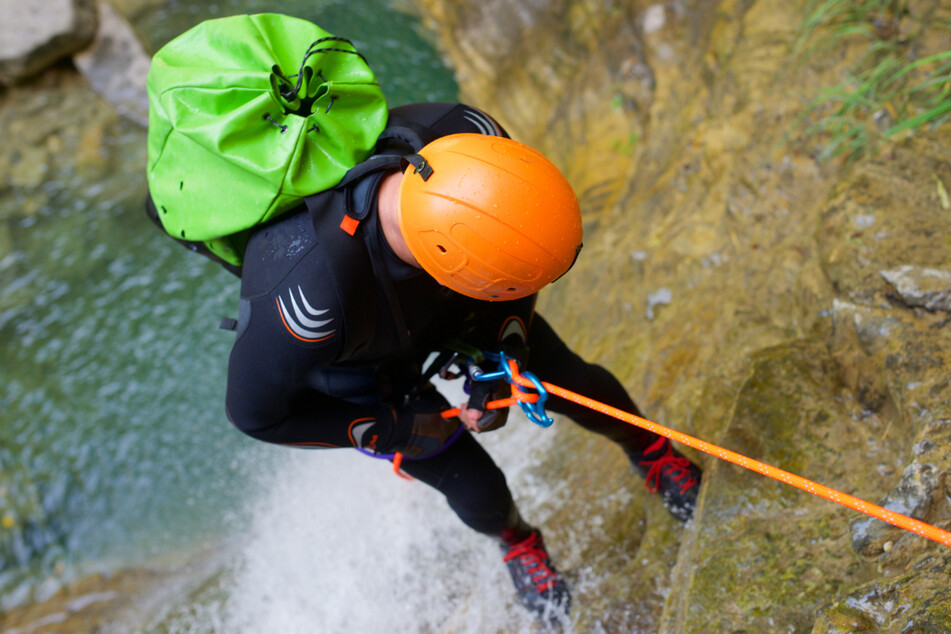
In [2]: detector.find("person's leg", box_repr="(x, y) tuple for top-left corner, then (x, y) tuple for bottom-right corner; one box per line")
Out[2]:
(526, 314), (702, 521)
(525, 314), (656, 452)
(397, 431), (570, 618)
(398, 430), (527, 537)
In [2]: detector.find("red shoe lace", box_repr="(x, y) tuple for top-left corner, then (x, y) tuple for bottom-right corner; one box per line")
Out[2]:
(639, 439), (698, 495)
(503, 532), (558, 592)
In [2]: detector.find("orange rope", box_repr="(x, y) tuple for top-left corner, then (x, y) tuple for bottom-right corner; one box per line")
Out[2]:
(473, 360), (951, 548)
(441, 395), (531, 419)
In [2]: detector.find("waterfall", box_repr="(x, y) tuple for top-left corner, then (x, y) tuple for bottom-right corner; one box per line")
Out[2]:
(166, 380), (566, 633)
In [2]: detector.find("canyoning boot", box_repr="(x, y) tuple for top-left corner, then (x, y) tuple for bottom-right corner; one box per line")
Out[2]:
(501, 528), (571, 621)
(630, 436), (702, 521)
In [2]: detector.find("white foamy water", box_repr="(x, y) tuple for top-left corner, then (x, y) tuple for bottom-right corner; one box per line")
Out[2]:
(171, 378), (575, 633)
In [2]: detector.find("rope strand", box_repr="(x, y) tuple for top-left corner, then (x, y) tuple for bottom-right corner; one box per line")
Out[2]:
(447, 359), (951, 548)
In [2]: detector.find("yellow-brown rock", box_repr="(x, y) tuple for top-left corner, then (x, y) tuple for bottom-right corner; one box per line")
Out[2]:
(419, 0), (951, 630)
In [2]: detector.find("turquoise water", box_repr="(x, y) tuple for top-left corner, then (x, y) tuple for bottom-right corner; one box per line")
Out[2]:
(136, 0), (458, 103)
(0, 0), (457, 610)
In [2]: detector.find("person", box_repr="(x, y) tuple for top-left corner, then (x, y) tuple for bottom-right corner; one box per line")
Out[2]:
(223, 100), (703, 619)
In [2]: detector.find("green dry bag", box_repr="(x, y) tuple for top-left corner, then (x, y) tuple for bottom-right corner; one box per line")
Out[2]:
(146, 13), (388, 265)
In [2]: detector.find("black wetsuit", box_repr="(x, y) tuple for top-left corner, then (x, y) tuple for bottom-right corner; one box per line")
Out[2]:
(225, 103), (656, 536)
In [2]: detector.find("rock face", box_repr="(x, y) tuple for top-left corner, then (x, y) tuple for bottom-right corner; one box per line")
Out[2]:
(0, 0), (948, 630)
(419, 0), (951, 631)
(0, 0), (98, 85)
(72, 2), (151, 126)
(880, 265), (951, 313)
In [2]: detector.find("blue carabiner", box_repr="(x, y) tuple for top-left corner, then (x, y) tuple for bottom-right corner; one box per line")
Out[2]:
(515, 370), (554, 427)
(472, 351), (554, 427)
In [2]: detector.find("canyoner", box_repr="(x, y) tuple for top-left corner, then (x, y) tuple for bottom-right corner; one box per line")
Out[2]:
(143, 12), (706, 625)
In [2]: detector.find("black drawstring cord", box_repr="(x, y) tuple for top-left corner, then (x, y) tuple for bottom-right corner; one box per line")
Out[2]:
(268, 37), (364, 130)
(277, 37), (366, 102)
(263, 113), (287, 133)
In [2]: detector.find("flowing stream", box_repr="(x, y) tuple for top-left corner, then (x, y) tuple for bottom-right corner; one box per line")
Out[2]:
(1, 1), (571, 631)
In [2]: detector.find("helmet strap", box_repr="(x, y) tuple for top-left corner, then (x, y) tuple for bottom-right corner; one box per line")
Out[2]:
(402, 154), (434, 181)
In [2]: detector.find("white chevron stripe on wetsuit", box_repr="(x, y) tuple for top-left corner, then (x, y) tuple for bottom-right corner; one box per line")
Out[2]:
(278, 286), (335, 340)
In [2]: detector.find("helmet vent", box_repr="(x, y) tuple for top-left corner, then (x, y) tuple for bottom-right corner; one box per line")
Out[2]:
(436, 245), (447, 253)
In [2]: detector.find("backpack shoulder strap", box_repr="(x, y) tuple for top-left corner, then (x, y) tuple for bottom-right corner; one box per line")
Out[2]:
(375, 115), (439, 153)
(300, 117), (438, 359)
(334, 116), (438, 190)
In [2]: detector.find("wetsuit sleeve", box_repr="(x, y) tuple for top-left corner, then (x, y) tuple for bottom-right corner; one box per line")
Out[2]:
(224, 213), (400, 452)
(225, 315), (399, 450)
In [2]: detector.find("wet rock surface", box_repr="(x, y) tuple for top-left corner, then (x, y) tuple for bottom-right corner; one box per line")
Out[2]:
(420, 0), (951, 631)
(72, 1), (152, 127)
(0, 0), (98, 85)
(880, 265), (951, 313)
(813, 549), (951, 633)
(850, 462), (944, 557)
(0, 551), (226, 634)
(2, 0), (951, 631)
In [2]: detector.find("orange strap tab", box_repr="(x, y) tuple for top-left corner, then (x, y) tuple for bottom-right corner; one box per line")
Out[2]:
(339, 214), (360, 236)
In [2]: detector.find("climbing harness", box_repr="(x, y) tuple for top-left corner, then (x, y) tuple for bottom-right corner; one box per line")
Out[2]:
(355, 424), (467, 481)
(381, 352), (951, 549)
(357, 351), (545, 480)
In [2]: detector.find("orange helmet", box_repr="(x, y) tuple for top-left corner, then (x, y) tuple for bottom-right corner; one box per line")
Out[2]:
(397, 133), (583, 301)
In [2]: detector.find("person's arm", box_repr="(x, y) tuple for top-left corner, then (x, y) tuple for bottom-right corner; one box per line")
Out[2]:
(226, 325), (461, 458)
(224, 287), (405, 450)
(224, 232), (462, 457)
(219, 209), (405, 452)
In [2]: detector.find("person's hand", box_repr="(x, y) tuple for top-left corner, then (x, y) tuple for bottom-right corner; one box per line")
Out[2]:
(460, 376), (510, 433)
(459, 404), (508, 432)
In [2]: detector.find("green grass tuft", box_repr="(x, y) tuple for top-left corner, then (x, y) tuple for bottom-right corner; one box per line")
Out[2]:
(790, 0), (951, 165)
